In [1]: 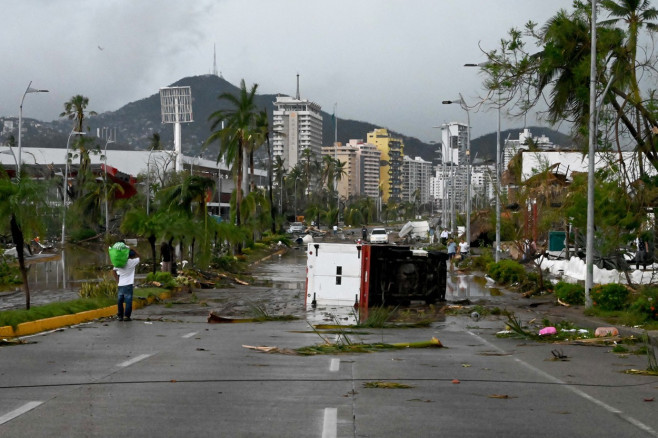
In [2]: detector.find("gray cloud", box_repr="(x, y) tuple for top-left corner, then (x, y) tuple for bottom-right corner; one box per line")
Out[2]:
(3, 0), (574, 141)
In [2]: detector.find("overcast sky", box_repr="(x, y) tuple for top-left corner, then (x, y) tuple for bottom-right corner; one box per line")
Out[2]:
(3, 0), (576, 143)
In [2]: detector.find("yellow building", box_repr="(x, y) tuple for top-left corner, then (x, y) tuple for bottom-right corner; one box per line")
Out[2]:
(366, 128), (404, 203)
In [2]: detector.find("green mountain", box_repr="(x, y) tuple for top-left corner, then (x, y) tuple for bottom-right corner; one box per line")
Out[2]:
(470, 127), (576, 163)
(6, 74), (574, 166)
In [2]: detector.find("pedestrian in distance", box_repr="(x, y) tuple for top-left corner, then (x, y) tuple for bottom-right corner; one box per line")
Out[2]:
(362, 225), (368, 241)
(112, 247), (140, 321)
(429, 227), (435, 244)
(160, 241), (172, 273)
(447, 239), (457, 260)
(440, 228), (449, 245)
(635, 234), (649, 270)
(459, 238), (469, 259)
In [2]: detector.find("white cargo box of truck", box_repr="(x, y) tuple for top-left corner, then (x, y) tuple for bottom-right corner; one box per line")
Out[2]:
(305, 242), (448, 315)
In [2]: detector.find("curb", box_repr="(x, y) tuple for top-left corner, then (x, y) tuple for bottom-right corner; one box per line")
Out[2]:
(0, 290), (174, 338)
(0, 246), (287, 338)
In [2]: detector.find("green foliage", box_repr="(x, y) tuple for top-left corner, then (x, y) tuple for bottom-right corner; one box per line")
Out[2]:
(212, 255), (240, 272)
(554, 281), (585, 305)
(70, 228), (98, 242)
(629, 287), (658, 321)
(470, 250), (494, 272)
(592, 283), (629, 311)
(145, 271), (177, 289)
(357, 306), (396, 328)
(0, 297), (114, 329)
(78, 279), (118, 299)
(0, 256), (21, 285)
(260, 233), (290, 247)
(487, 260), (527, 285)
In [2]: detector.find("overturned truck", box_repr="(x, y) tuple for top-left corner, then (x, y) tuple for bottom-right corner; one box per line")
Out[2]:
(305, 243), (448, 312)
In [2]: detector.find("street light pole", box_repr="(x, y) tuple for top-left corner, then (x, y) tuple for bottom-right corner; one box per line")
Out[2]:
(103, 131), (114, 238)
(146, 148), (155, 216)
(442, 96), (471, 243)
(465, 62), (502, 261)
(61, 131), (85, 246)
(18, 81), (48, 180)
(585, 0), (598, 307)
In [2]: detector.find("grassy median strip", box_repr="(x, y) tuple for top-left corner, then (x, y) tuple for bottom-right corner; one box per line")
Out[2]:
(0, 297), (115, 330)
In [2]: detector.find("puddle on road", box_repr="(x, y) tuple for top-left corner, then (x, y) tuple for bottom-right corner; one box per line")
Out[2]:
(446, 273), (497, 301)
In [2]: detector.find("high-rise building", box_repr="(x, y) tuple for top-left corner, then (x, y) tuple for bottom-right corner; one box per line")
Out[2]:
(402, 156), (432, 205)
(366, 128), (404, 203)
(440, 123), (468, 211)
(272, 95), (323, 171)
(321, 139), (381, 200)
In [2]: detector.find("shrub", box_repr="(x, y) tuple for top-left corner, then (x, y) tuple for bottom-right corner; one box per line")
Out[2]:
(592, 283), (629, 311)
(488, 260), (527, 285)
(629, 287), (658, 321)
(554, 282), (585, 305)
(79, 279), (117, 299)
(212, 255), (239, 271)
(470, 250), (494, 272)
(0, 257), (21, 286)
(145, 271), (176, 289)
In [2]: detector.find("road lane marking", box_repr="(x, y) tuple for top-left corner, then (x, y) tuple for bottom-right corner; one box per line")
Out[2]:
(182, 332), (198, 339)
(0, 401), (43, 425)
(329, 358), (340, 372)
(117, 353), (152, 368)
(467, 331), (658, 437)
(322, 407), (337, 438)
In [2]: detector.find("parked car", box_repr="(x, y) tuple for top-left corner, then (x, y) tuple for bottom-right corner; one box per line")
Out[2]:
(287, 222), (305, 234)
(368, 227), (389, 244)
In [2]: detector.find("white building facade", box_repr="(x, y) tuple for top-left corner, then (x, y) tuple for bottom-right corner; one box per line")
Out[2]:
(402, 156), (432, 204)
(272, 95), (323, 171)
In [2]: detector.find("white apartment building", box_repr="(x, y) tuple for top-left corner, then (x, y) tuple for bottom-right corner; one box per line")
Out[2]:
(440, 122), (468, 211)
(402, 156), (432, 204)
(272, 95), (323, 171)
(503, 128), (556, 172)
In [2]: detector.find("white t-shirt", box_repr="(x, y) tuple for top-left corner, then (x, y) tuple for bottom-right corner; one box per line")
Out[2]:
(115, 257), (140, 286)
(459, 242), (469, 253)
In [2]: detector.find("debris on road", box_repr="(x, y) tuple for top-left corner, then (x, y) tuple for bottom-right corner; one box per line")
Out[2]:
(595, 327), (619, 337)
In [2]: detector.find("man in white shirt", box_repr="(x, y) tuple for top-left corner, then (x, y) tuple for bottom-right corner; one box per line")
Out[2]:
(112, 248), (140, 321)
(440, 229), (449, 245)
(459, 239), (469, 258)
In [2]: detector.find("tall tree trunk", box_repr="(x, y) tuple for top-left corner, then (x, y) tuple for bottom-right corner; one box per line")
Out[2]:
(236, 146), (243, 226)
(148, 234), (157, 274)
(267, 136), (275, 234)
(11, 214), (30, 309)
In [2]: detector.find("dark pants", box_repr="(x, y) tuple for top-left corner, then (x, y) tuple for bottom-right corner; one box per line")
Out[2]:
(636, 251), (647, 270)
(117, 284), (134, 318)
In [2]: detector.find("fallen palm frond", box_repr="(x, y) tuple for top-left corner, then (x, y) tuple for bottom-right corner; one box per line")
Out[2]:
(623, 369), (658, 376)
(246, 302), (298, 322)
(504, 313), (538, 339)
(363, 381), (413, 389)
(644, 332), (658, 372)
(241, 337), (445, 356)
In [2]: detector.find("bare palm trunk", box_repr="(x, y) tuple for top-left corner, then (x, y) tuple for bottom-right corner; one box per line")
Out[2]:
(11, 214), (30, 309)
(267, 136), (275, 234)
(148, 234), (157, 274)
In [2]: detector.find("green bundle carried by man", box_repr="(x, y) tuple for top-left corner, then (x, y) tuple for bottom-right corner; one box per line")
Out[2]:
(109, 241), (130, 268)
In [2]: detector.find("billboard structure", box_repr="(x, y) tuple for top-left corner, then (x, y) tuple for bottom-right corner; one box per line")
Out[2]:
(160, 86), (193, 172)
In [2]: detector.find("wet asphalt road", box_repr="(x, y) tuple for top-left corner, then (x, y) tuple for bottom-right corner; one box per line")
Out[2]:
(1, 249), (658, 437)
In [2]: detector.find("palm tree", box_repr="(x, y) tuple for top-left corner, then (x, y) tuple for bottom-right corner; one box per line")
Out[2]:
(120, 208), (163, 274)
(255, 109), (276, 233)
(601, 0), (658, 102)
(60, 95), (97, 178)
(206, 79), (260, 227)
(149, 132), (164, 151)
(0, 173), (48, 309)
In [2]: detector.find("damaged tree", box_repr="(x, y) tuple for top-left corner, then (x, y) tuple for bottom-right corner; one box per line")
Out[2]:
(0, 172), (48, 309)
